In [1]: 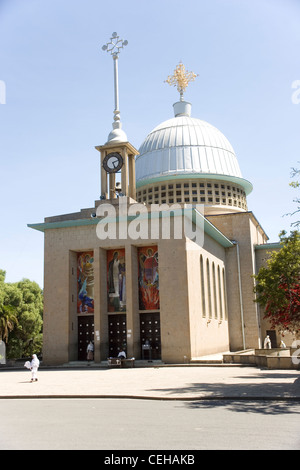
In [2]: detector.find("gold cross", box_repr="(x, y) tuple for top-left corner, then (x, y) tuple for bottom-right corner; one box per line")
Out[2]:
(165, 62), (198, 100)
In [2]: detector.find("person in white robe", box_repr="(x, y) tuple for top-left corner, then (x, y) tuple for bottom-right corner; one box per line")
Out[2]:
(30, 354), (40, 382)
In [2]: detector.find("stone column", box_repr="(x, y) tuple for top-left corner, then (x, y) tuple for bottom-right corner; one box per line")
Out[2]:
(125, 244), (140, 358)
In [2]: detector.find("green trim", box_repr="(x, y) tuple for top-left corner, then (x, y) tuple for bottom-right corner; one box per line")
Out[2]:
(136, 173), (253, 195)
(203, 217), (233, 248)
(255, 242), (281, 250)
(27, 218), (99, 232)
(28, 207), (233, 248)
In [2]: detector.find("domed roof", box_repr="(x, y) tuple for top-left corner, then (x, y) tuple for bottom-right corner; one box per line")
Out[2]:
(136, 101), (252, 195)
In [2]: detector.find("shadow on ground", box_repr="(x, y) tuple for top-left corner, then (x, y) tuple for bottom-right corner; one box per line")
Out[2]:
(148, 372), (300, 414)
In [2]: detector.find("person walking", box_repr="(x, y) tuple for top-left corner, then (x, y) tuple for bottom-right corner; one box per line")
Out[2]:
(30, 354), (40, 382)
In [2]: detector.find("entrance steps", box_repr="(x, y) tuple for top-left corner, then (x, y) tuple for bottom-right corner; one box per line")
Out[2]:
(190, 350), (257, 367)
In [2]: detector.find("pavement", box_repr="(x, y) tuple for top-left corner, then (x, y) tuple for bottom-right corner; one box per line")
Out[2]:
(0, 360), (300, 400)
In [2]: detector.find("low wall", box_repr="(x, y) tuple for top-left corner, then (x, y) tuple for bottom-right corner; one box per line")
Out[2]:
(254, 348), (290, 357)
(223, 348), (300, 370)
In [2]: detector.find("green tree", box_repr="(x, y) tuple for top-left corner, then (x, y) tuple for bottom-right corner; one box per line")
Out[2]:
(0, 271), (43, 359)
(288, 166), (300, 227)
(254, 231), (300, 335)
(0, 270), (19, 343)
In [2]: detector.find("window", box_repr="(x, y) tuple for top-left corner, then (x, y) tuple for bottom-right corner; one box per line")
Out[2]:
(222, 268), (227, 320)
(200, 255), (205, 317)
(218, 266), (223, 320)
(207, 260), (212, 319)
(212, 263), (218, 319)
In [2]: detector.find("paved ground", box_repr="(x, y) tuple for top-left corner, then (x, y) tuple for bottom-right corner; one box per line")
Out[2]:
(0, 363), (299, 400)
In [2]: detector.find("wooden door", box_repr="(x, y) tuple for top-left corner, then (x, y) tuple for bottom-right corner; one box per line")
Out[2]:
(140, 313), (161, 360)
(78, 316), (94, 360)
(108, 314), (127, 357)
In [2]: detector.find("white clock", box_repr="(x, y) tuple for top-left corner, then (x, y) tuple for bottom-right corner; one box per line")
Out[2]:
(102, 152), (123, 173)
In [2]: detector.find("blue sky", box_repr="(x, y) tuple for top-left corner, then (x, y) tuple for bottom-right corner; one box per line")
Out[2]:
(0, 0), (299, 287)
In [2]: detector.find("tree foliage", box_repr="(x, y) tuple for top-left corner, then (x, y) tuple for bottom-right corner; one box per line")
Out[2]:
(254, 231), (300, 335)
(0, 271), (43, 359)
(288, 166), (300, 227)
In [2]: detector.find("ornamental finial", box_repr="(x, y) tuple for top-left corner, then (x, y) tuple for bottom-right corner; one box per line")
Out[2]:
(165, 62), (198, 101)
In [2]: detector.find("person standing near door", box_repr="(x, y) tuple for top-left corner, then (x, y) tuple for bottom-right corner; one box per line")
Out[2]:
(86, 341), (94, 361)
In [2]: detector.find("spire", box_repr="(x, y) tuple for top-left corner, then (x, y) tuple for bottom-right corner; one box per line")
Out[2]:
(102, 32), (128, 143)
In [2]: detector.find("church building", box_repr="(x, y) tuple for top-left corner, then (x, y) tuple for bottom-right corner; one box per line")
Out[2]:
(29, 35), (282, 365)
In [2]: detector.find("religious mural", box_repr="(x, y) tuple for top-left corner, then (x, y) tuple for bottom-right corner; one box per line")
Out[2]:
(107, 249), (126, 312)
(77, 252), (94, 313)
(138, 246), (159, 310)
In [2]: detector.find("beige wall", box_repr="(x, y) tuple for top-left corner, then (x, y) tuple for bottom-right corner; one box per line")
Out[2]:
(42, 205), (272, 364)
(207, 212), (267, 351)
(42, 218), (194, 364)
(42, 204), (233, 364)
(186, 235), (229, 358)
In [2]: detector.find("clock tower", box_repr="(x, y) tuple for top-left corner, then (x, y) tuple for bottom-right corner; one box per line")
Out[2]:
(96, 141), (138, 200)
(96, 32), (138, 201)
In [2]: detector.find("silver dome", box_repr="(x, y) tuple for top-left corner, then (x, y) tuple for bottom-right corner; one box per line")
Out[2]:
(136, 114), (242, 183)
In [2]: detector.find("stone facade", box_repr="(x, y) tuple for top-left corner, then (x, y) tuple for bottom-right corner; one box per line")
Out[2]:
(31, 195), (283, 365)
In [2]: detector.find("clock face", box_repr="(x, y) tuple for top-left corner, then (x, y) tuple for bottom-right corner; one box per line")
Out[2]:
(102, 152), (123, 173)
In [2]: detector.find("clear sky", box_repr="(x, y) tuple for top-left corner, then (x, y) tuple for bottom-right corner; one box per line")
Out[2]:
(0, 0), (299, 288)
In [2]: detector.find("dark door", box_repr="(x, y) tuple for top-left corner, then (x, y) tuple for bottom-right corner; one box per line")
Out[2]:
(78, 315), (94, 360)
(266, 330), (277, 348)
(140, 312), (161, 360)
(108, 314), (127, 357)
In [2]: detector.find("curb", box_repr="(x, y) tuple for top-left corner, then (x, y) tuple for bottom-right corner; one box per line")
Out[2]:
(0, 395), (300, 401)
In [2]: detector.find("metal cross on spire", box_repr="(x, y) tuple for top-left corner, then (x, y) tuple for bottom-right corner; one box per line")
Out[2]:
(165, 62), (198, 101)
(102, 32), (128, 130)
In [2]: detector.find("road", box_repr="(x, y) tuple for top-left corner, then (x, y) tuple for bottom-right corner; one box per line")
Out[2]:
(0, 398), (299, 451)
